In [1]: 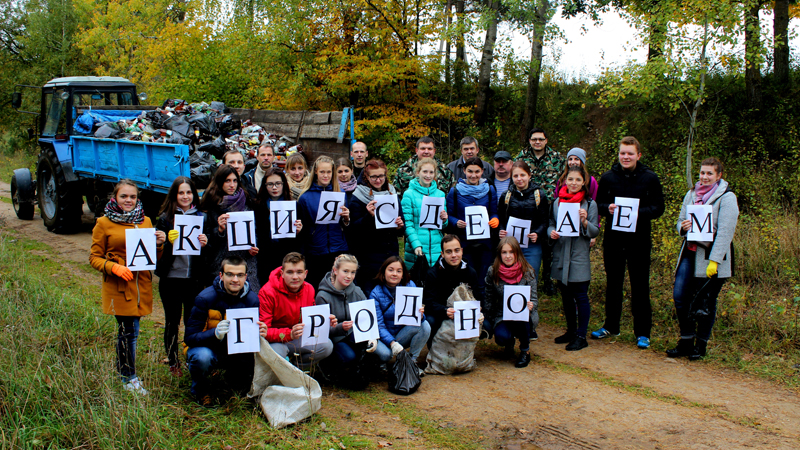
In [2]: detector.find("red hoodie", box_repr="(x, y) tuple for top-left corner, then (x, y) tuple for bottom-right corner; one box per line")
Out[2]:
(259, 266), (316, 343)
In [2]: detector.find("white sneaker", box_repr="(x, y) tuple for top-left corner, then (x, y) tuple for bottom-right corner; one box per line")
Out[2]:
(123, 377), (148, 395)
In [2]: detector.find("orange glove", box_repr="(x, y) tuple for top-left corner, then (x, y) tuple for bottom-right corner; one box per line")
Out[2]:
(488, 218), (500, 229)
(111, 263), (134, 281)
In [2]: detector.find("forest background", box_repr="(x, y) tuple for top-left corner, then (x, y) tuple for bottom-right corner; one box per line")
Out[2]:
(2, 0), (800, 392)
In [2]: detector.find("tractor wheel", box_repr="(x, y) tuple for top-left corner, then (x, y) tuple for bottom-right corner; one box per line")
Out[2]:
(37, 147), (82, 233)
(11, 168), (35, 220)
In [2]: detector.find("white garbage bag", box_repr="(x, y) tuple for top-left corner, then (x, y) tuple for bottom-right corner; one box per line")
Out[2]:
(248, 338), (322, 428)
(425, 284), (480, 375)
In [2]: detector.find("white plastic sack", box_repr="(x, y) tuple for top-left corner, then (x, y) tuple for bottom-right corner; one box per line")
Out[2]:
(248, 338), (322, 428)
(425, 284), (480, 375)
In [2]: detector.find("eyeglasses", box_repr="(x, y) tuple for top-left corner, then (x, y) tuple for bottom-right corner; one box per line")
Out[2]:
(529, 138), (546, 143)
(224, 272), (246, 279)
(266, 182), (283, 188)
(368, 174), (386, 181)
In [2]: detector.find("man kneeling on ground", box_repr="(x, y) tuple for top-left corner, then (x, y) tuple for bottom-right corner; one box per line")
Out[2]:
(259, 252), (336, 371)
(185, 256), (267, 407)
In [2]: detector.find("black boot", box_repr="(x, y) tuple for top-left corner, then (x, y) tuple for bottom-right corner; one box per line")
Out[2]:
(689, 340), (708, 361)
(514, 351), (531, 368)
(666, 338), (694, 358)
(555, 331), (576, 344)
(566, 336), (588, 351)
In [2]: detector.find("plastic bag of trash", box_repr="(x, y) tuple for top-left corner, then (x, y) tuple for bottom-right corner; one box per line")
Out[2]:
(197, 136), (227, 159)
(164, 114), (194, 138)
(425, 284), (479, 375)
(389, 350), (421, 395)
(215, 114), (237, 135)
(187, 112), (218, 137)
(210, 101), (227, 113)
(94, 122), (122, 139)
(249, 339), (322, 429)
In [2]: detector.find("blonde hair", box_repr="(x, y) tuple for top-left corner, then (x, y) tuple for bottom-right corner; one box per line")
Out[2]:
(414, 157), (437, 175)
(310, 155), (340, 192)
(331, 254), (359, 284)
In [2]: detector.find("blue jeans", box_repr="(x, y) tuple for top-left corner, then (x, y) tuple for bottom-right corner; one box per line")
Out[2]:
(374, 321), (432, 362)
(558, 281), (591, 338)
(115, 316), (140, 382)
(522, 243), (543, 281)
(485, 320), (530, 352)
(333, 334), (361, 365)
(187, 346), (255, 396)
(673, 255), (725, 342)
(463, 243), (494, 296)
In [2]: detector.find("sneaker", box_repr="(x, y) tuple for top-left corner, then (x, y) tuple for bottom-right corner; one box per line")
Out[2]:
(566, 337), (588, 351)
(514, 351), (531, 368)
(123, 377), (148, 395)
(169, 364), (183, 378)
(637, 336), (651, 349)
(590, 328), (618, 340)
(530, 331), (539, 341)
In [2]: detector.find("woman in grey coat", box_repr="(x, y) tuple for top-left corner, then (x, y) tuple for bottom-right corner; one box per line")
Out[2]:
(668, 157), (738, 360)
(548, 166), (600, 351)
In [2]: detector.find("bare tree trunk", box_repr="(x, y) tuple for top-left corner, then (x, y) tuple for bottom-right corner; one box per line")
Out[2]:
(454, 0), (466, 92)
(444, 0), (452, 85)
(475, 0), (499, 125)
(520, 0), (548, 145)
(686, 18), (710, 189)
(744, 1), (763, 109)
(773, 0), (790, 86)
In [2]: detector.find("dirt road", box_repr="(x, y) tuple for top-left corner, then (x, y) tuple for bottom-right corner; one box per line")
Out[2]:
(2, 181), (799, 449)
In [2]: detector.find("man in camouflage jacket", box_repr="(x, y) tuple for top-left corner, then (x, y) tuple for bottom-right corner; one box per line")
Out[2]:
(393, 136), (455, 195)
(515, 127), (565, 202)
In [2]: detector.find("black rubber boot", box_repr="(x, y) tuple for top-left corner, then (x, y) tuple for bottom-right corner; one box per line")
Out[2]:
(514, 351), (531, 368)
(666, 338), (694, 358)
(554, 331), (576, 344)
(689, 340), (708, 361)
(566, 337), (588, 351)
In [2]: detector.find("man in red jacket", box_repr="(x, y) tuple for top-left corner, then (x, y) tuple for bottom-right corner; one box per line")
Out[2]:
(259, 252), (335, 370)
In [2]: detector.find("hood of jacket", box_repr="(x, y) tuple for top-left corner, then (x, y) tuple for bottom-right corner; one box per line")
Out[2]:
(212, 275), (251, 299)
(265, 265), (312, 298)
(308, 182), (334, 193)
(691, 179), (730, 205)
(611, 161), (652, 177)
(317, 271), (362, 299)
(409, 178), (439, 196)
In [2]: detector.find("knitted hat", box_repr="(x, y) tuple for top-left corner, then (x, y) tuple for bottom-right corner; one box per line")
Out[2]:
(567, 147), (587, 165)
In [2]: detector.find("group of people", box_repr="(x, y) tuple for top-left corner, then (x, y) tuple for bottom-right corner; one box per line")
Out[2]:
(89, 129), (738, 405)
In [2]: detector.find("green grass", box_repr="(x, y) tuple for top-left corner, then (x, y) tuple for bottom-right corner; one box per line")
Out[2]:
(0, 148), (37, 185)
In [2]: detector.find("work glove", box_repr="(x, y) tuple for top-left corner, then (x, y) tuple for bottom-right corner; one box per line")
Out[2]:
(366, 340), (377, 353)
(168, 229), (179, 244)
(414, 247), (424, 256)
(391, 341), (404, 356)
(706, 261), (718, 278)
(111, 264), (133, 281)
(478, 313), (485, 325)
(215, 319), (230, 340)
(488, 218), (500, 228)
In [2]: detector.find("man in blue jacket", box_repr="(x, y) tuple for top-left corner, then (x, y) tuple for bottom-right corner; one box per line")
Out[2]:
(185, 256), (267, 407)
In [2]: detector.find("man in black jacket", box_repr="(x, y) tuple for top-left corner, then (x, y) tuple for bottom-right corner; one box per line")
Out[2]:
(185, 256), (267, 406)
(242, 143), (275, 198)
(591, 136), (665, 349)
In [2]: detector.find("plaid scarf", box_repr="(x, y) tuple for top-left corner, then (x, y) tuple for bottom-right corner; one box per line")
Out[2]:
(104, 198), (145, 224)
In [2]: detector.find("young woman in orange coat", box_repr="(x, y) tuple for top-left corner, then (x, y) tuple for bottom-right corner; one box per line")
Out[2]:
(90, 179), (166, 394)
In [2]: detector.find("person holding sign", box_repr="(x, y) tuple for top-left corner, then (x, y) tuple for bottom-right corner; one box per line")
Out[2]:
(259, 252), (335, 371)
(184, 256), (266, 407)
(669, 158), (738, 360)
(483, 237), (538, 367)
(314, 255), (370, 382)
(335, 157), (358, 196)
(592, 136), (665, 349)
(285, 152), (312, 200)
(297, 155), (351, 292)
(370, 257), (431, 371)
(348, 159), (405, 293)
(549, 166), (600, 351)
(155, 176), (209, 377)
(199, 165), (260, 287)
(446, 157), (500, 295)
(401, 158), (450, 270)
(90, 180), (166, 395)
(498, 161), (550, 285)
(254, 167), (303, 284)
(423, 235), (483, 347)
(555, 148), (600, 246)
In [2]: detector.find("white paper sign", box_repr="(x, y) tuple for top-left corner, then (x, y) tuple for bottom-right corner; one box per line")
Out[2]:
(315, 191), (346, 224)
(374, 195), (399, 230)
(226, 307), (260, 354)
(506, 216), (531, 248)
(612, 197), (640, 233)
(503, 285), (531, 322)
(270, 200), (297, 239)
(173, 214), (204, 255)
(301, 304), (331, 348)
(348, 299), (380, 342)
(686, 205), (714, 242)
(555, 203), (581, 237)
(125, 228), (157, 271)
(464, 205), (490, 240)
(394, 286), (424, 326)
(453, 300), (481, 340)
(419, 196), (446, 230)
(226, 211), (257, 251)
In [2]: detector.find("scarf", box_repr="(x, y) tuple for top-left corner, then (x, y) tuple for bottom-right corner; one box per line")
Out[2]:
(339, 175), (358, 193)
(558, 184), (585, 203)
(455, 178), (490, 200)
(353, 183), (397, 205)
(287, 172), (312, 200)
(498, 262), (523, 284)
(687, 181), (720, 251)
(104, 198), (145, 224)
(254, 165), (266, 194)
(219, 188), (247, 212)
